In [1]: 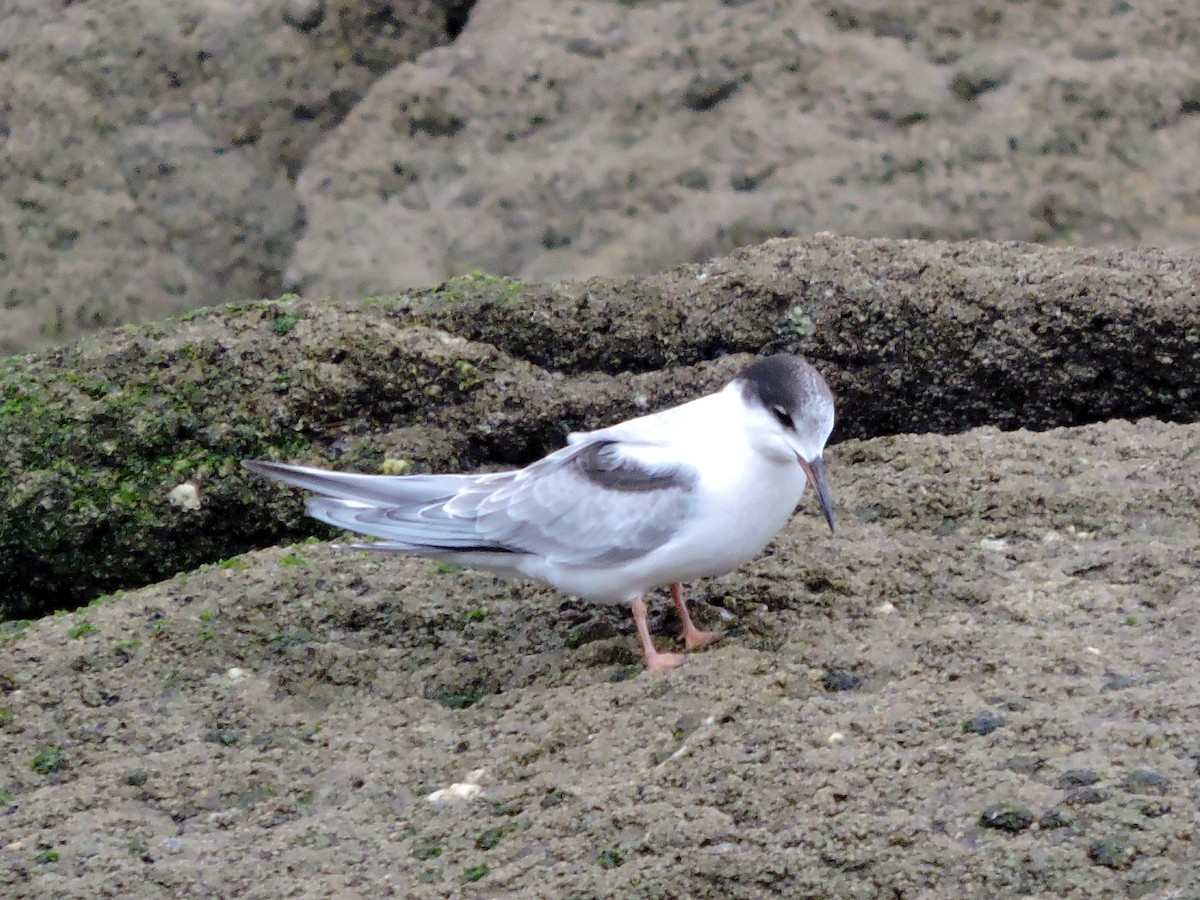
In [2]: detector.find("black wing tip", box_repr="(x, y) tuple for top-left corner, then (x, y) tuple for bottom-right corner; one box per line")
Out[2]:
(352, 542), (522, 556)
(351, 539), (521, 555)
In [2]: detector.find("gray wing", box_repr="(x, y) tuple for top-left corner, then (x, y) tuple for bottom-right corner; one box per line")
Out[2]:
(449, 439), (698, 565)
(245, 459), (499, 550)
(244, 460), (470, 506)
(245, 440), (698, 565)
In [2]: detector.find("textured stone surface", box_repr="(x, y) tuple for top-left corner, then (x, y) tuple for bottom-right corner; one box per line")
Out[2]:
(288, 0), (1200, 298)
(2, 235), (1199, 620)
(4, 0), (1200, 353)
(0, 0), (462, 353)
(1, 415), (1197, 897)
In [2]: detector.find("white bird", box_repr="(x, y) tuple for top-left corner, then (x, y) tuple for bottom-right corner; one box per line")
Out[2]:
(245, 354), (836, 671)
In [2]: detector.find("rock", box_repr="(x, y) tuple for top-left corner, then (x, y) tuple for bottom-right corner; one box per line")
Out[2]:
(962, 715), (1005, 736)
(4, 235), (1200, 618)
(979, 805), (1034, 833)
(288, 0), (1200, 302)
(0, 398), (1197, 895)
(0, 0), (460, 354)
(1124, 769), (1172, 796)
(6, 0), (1200, 358)
(1088, 837), (1137, 870)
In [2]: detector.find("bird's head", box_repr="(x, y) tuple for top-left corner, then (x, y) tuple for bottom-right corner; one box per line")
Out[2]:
(734, 354), (836, 534)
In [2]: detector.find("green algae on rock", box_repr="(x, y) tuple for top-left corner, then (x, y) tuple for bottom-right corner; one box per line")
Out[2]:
(3, 236), (1200, 619)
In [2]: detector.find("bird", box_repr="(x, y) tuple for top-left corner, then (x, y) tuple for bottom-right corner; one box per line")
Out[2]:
(244, 354), (836, 671)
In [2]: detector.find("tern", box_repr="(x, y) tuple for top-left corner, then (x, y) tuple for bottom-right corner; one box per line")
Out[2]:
(245, 354), (836, 671)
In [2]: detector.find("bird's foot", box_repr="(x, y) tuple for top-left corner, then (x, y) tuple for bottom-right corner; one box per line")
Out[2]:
(681, 624), (724, 652)
(631, 596), (688, 671)
(643, 648), (688, 671)
(670, 582), (723, 652)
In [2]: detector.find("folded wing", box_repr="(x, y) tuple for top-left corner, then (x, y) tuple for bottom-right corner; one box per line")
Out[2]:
(245, 438), (697, 566)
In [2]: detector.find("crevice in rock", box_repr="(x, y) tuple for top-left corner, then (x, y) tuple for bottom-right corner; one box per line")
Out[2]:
(442, 0), (476, 41)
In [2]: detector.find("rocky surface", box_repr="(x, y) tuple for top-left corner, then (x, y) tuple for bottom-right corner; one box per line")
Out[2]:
(2, 231), (1199, 894)
(4, 3), (1200, 894)
(289, 0), (1200, 300)
(0, 0), (466, 354)
(4, 0), (1200, 353)
(1, 416), (1197, 897)
(4, 235), (1199, 621)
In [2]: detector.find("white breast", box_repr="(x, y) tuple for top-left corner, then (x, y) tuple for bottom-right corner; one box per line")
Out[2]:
(520, 386), (810, 603)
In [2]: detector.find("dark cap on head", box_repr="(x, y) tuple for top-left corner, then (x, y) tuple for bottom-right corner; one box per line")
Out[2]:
(737, 354), (833, 415)
(736, 354), (837, 535)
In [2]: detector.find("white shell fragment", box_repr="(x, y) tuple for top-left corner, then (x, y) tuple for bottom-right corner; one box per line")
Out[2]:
(426, 769), (487, 804)
(167, 482), (201, 511)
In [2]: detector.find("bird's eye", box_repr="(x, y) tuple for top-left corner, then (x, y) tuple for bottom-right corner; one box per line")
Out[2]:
(771, 405), (794, 428)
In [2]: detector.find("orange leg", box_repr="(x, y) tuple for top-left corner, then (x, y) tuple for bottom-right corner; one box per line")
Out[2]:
(631, 596), (686, 671)
(671, 582), (723, 651)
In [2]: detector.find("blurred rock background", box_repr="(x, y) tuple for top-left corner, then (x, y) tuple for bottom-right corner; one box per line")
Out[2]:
(2, 0), (1199, 355)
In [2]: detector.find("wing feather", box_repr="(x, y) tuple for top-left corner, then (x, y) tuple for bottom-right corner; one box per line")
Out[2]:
(463, 439), (697, 564)
(247, 436), (697, 565)
(244, 460), (471, 505)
